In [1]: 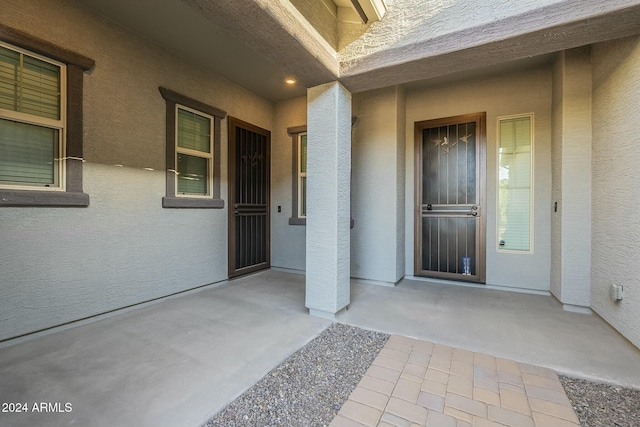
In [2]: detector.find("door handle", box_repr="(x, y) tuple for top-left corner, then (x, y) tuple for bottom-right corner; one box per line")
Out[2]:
(467, 206), (478, 216)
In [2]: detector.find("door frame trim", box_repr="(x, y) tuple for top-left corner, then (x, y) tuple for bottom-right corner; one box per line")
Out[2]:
(227, 116), (271, 278)
(414, 112), (487, 283)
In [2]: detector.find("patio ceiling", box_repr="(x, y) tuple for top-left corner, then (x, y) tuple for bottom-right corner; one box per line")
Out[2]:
(75, 0), (640, 102)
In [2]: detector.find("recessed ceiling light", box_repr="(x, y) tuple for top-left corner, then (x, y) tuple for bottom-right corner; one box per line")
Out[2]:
(284, 78), (296, 85)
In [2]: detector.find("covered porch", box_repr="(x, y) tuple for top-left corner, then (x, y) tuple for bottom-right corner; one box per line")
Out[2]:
(1, 270), (638, 427)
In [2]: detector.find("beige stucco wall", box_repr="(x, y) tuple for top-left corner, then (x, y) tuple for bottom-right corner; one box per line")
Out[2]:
(591, 35), (640, 349)
(405, 67), (553, 290)
(0, 0), (273, 341)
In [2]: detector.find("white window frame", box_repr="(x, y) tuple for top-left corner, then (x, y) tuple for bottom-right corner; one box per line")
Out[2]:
(174, 104), (214, 198)
(496, 113), (534, 253)
(0, 41), (67, 191)
(297, 132), (307, 218)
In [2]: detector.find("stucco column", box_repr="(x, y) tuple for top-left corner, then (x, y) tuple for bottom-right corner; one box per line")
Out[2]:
(305, 81), (352, 318)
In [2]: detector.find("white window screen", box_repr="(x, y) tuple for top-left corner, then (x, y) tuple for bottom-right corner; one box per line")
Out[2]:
(498, 115), (532, 252)
(298, 133), (307, 217)
(0, 43), (64, 189)
(176, 106), (212, 196)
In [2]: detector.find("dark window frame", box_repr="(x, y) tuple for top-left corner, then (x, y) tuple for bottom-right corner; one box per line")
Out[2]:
(288, 125), (307, 225)
(159, 87), (226, 208)
(0, 24), (93, 207)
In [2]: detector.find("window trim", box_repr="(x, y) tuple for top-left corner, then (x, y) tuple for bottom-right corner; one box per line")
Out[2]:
(159, 87), (226, 209)
(0, 24), (93, 207)
(288, 125), (307, 225)
(496, 112), (534, 253)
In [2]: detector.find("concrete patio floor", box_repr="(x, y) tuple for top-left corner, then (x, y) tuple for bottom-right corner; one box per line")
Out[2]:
(0, 270), (639, 427)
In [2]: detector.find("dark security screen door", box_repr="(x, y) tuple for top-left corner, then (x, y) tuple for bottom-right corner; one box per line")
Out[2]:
(415, 113), (486, 282)
(228, 117), (270, 277)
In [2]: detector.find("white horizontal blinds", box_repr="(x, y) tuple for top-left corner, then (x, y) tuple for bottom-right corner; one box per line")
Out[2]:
(498, 115), (532, 251)
(299, 133), (307, 217)
(0, 119), (58, 184)
(176, 106), (212, 196)
(0, 44), (63, 188)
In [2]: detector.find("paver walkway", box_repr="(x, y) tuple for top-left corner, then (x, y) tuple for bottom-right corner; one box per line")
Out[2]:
(331, 335), (580, 427)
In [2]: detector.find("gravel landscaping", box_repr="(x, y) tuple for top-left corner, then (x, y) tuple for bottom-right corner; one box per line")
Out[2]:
(203, 323), (389, 427)
(560, 376), (640, 427)
(203, 323), (640, 427)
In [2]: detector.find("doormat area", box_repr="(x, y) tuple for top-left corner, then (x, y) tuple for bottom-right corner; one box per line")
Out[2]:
(203, 323), (389, 427)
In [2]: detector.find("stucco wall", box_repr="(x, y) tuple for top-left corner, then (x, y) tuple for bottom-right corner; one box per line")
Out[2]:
(351, 86), (405, 284)
(591, 36), (640, 348)
(405, 67), (553, 290)
(0, 0), (273, 341)
(551, 54), (564, 299)
(271, 97), (307, 272)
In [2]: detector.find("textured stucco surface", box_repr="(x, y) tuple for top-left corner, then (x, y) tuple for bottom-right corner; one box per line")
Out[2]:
(290, 0), (338, 50)
(305, 82), (352, 315)
(271, 96), (307, 272)
(405, 67), (553, 290)
(591, 36), (640, 349)
(0, 0), (273, 341)
(351, 87), (405, 284)
(550, 48), (592, 307)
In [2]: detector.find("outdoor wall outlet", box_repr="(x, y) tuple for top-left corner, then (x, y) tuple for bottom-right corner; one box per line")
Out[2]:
(611, 284), (624, 301)
(278, 205), (281, 213)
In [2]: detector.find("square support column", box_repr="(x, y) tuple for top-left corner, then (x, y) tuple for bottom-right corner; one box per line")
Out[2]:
(305, 82), (352, 318)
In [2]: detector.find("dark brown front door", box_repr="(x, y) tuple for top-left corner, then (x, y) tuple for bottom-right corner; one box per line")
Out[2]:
(228, 117), (270, 277)
(414, 113), (486, 282)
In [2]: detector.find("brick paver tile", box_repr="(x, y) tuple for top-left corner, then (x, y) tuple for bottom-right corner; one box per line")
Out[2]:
(385, 340), (414, 355)
(496, 357), (521, 376)
(350, 386), (391, 412)
(413, 340), (435, 354)
(426, 367), (450, 384)
(474, 365), (498, 381)
(386, 397), (430, 425)
(473, 387), (501, 406)
(458, 420), (472, 427)
(339, 400), (383, 427)
(421, 378), (448, 397)
(407, 351), (431, 367)
(379, 412), (411, 427)
(401, 362), (427, 382)
(360, 375), (396, 396)
(388, 335), (416, 347)
(472, 416), (509, 427)
(453, 348), (475, 364)
(433, 344), (454, 359)
(487, 405), (535, 427)
(522, 372), (565, 392)
(445, 392), (488, 418)
(474, 353), (497, 370)
(443, 407), (473, 424)
(374, 355), (406, 372)
(447, 374), (473, 398)
(392, 378), (422, 403)
(528, 397), (579, 424)
(426, 411), (458, 427)
(532, 411), (581, 427)
(376, 422), (396, 427)
(498, 381), (526, 394)
(451, 360), (474, 377)
(518, 363), (558, 380)
(417, 391), (445, 412)
(367, 365), (402, 383)
(523, 384), (571, 406)
(474, 376), (500, 394)
(330, 414), (368, 427)
(379, 348), (411, 363)
(429, 355), (452, 373)
(499, 388), (532, 415)
(497, 371), (525, 387)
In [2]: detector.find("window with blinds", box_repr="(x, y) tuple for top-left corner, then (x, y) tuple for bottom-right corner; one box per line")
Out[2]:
(176, 105), (213, 197)
(298, 132), (307, 218)
(498, 114), (533, 252)
(0, 43), (65, 189)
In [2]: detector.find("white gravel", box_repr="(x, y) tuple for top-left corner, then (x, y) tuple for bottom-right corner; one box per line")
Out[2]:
(203, 323), (389, 427)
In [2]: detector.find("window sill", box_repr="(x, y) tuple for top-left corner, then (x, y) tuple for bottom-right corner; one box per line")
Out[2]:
(0, 190), (90, 207)
(162, 197), (224, 209)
